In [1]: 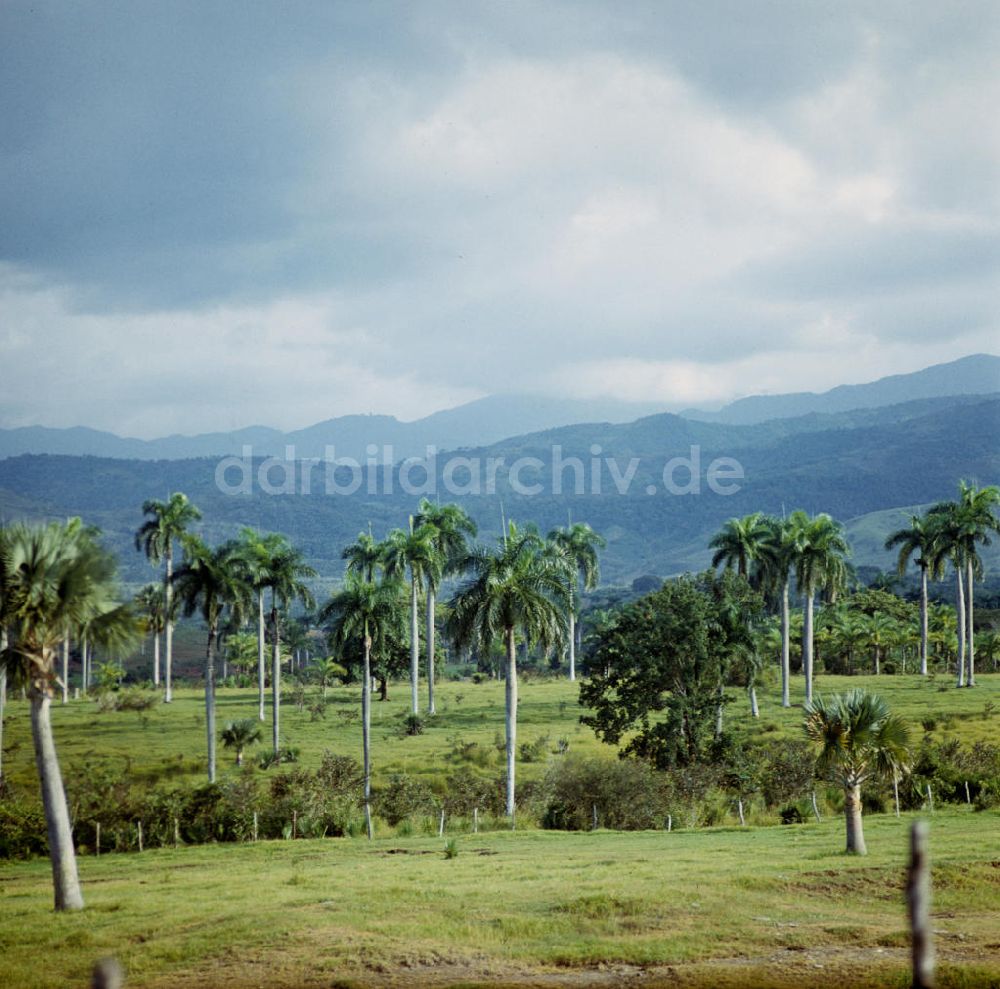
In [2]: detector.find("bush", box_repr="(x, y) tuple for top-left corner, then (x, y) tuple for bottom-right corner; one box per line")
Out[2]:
(373, 773), (437, 826)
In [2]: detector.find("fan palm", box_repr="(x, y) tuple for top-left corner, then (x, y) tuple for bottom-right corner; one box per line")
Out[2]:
(172, 537), (251, 782)
(448, 522), (569, 817)
(787, 511), (850, 704)
(415, 501), (477, 711)
(884, 514), (940, 676)
(321, 575), (407, 838)
(220, 719), (262, 766)
(547, 522), (605, 682)
(135, 493), (202, 703)
(1, 519), (139, 910)
(384, 524), (440, 715)
(803, 690), (911, 855)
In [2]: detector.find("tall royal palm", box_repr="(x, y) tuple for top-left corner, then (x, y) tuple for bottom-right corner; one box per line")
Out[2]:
(1, 520), (138, 910)
(258, 538), (316, 755)
(172, 537), (251, 783)
(236, 528), (287, 721)
(384, 524), (439, 715)
(710, 512), (772, 579)
(134, 583), (173, 686)
(884, 514), (939, 676)
(547, 522), (605, 682)
(135, 492), (202, 703)
(448, 522), (568, 818)
(415, 501), (477, 712)
(753, 516), (796, 707)
(787, 511), (850, 704)
(322, 575), (406, 839)
(930, 482), (1000, 687)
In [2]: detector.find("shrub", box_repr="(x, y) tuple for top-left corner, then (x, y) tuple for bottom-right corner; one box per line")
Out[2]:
(373, 774), (437, 826)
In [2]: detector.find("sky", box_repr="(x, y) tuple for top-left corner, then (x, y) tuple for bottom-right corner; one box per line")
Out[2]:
(1, 1), (998, 438)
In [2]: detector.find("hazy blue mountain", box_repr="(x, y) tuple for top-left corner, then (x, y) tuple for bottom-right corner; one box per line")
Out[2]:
(2, 393), (996, 585)
(681, 353), (1000, 424)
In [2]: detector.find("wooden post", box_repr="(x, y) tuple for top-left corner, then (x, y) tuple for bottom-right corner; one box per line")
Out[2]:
(137, 820), (143, 853)
(252, 811), (258, 843)
(907, 820), (935, 989)
(811, 791), (822, 822)
(438, 809), (445, 837)
(666, 814), (672, 833)
(91, 958), (124, 989)
(473, 807), (478, 834)
(737, 798), (746, 827)
(96, 822), (101, 857)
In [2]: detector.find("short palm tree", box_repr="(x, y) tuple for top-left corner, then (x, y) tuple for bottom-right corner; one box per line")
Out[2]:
(884, 514), (938, 675)
(414, 500), (477, 711)
(1, 519), (138, 910)
(321, 575), (406, 838)
(547, 522), (605, 681)
(172, 537), (251, 782)
(135, 493), (202, 703)
(220, 719), (262, 766)
(787, 511), (850, 704)
(310, 655), (346, 697)
(448, 522), (569, 818)
(803, 690), (910, 855)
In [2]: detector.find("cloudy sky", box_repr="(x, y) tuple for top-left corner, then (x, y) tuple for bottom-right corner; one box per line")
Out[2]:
(1, 1), (998, 437)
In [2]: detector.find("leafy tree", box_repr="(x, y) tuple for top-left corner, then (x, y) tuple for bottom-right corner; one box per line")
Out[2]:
(547, 522), (605, 682)
(321, 575), (407, 838)
(414, 500), (477, 712)
(803, 690), (910, 855)
(448, 522), (568, 817)
(172, 537), (251, 782)
(1, 519), (138, 910)
(135, 493), (202, 703)
(580, 572), (761, 769)
(787, 511), (850, 703)
(220, 719), (263, 766)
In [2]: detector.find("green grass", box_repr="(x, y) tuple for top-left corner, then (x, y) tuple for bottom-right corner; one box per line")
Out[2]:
(0, 809), (998, 987)
(2, 671), (999, 793)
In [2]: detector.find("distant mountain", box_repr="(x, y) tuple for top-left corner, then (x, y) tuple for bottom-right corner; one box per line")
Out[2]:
(0, 395), (669, 463)
(681, 353), (1000, 425)
(2, 393), (996, 585)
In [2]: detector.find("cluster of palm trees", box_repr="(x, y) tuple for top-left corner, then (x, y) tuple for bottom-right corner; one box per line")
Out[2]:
(884, 481), (1000, 686)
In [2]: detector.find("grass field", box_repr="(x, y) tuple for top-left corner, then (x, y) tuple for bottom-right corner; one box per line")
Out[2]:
(3, 671), (1000, 795)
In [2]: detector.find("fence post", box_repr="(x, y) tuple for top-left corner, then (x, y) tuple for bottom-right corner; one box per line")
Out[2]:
(907, 820), (935, 989)
(252, 811), (258, 843)
(666, 814), (672, 833)
(137, 820), (143, 853)
(737, 798), (746, 827)
(473, 807), (478, 834)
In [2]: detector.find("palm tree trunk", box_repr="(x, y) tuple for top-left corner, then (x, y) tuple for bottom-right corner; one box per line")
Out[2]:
(427, 585), (436, 715)
(715, 681), (725, 737)
(505, 627), (518, 819)
(152, 631), (160, 687)
(257, 590), (266, 721)
(780, 578), (791, 707)
(206, 628), (217, 783)
(271, 607), (281, 757)
(919, 567), (929, 676)
(844, 782), (867, 855)
(803, 590), (815, 704)
(749, 684), (759, 718)
(30, 680), (84, 909)
(955, 565), (966, 687)
(61, 635), (69, 704)
(874, 645), (880, 676)
(409, 570), (419, 715)
(362, 629), (373, 840)
(164, 547), (173, 703)
(82, 634), (89, 693)
(966, 556), (976, 687)
(0, 630), (6, 781)
(568, 605), (576, 683)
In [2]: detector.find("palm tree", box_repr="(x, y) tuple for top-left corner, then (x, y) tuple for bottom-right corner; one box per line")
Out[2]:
(220, 719), (262, 766)
(787, 511), (850, 704)
(884, 514), (940, 676)
(135, 493), (202, 703)
(384, 524), (439, 715)
(322, 575), (406, 838)
(448, 522), (568, 818)
(235, 528), (287, 721)
(930, 482), (1000, 687)
(342, 529), (386, 583)
(415, 501), (477, 711)
(134, 583), (172, 686)
(710, 512), (772, 579)
(1, 519), (138, 910)
(258, 538), (316, 756)
(859, 611), (899, 676)
(172, 537), (251, 783)
(976, 630), (1000, 673)
(803, 690), (910, 855)
(753, 516), (796, 707)
(547, 522), (605, 682)
(310, 656), (346, 698)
